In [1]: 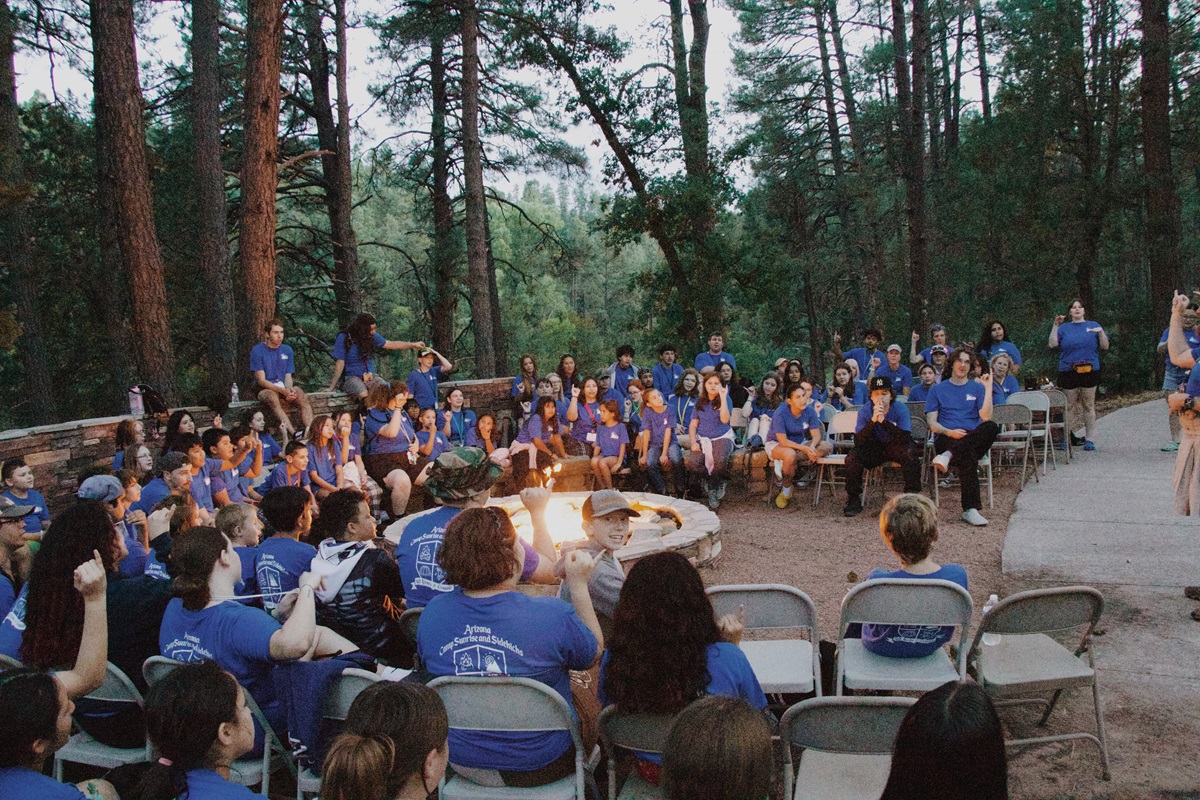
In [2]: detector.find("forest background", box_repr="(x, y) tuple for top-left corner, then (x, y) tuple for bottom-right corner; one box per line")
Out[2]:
(0, 0), (1196, 428)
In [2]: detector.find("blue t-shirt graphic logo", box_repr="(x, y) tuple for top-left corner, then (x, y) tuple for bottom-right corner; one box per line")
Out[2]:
(455, 644), (508, 675)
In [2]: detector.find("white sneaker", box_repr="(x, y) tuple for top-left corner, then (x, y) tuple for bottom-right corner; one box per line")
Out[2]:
(933, 451), (952, 473)
(962, 508), (989, 526)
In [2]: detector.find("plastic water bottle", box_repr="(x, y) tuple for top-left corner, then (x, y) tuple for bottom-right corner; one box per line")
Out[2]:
(982, 594), (1001, 646)
(128, 386), (144, 417)
(231, 383), (239, 404)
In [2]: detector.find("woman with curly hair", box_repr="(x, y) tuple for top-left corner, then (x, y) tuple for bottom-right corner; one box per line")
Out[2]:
(112, 418), (145, 470)
(600, 551), (766, 785)
(556, 354), (583, 394)
(328, 313), (425, 400)
(977, 318), (1022, 376)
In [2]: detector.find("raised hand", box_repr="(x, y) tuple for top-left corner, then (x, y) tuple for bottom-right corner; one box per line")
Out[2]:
(73, 550), (107, 601)
(716, 603), (746, 645)
(1173, 291), (1190, 313)
(912, 331), (920, 344)
(564, 549), (597, 584)
(1054, 314), (1066, 325)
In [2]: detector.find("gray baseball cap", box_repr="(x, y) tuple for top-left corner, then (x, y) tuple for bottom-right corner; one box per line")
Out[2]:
(582, 490), (638, 521)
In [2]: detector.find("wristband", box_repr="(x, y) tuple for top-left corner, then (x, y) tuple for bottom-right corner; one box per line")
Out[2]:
(1185, 397), (1195, 412)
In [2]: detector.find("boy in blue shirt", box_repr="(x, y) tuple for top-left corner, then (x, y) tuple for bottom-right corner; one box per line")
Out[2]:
(835, 328), (884, 378)
(767, 382), (832, 508)
(843, 377), (922, 517)
(260, 441), (315, 503)
(406, 346), (456, 410)
(1, 458), (51, 538)
(256, 486), (317, 613)
(693, 332), (736, 372)
(926, 347), (999, 526)
(609, 344), (639, 397)
(859, 492), (969, 658)
(874, 344), (914, 397)
(249, 319), (313, 439)
(653, 345), (684, 399)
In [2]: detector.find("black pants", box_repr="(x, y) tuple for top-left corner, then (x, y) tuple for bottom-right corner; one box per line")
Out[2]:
(845, 434), (922, 499)
(934, 421), (1000, 511)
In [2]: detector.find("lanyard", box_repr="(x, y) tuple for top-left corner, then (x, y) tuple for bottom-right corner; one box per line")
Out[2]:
(584, 403), (598, 424)
(452, 411), (465, 441)
(676, 398), (694, 426)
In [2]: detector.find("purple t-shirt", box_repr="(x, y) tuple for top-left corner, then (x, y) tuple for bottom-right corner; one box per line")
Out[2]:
(594, 422), (629, 458)
(249, 342), (295, 384)
(861, 565), (969, 658)
(570, 401), (602, 443)
(768, 403), (822, 443)
(332, 331), (387, 377)
(640, 406), (672, 448)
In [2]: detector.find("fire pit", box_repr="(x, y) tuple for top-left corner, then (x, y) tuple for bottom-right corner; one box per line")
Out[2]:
(489, 491), (722, 567)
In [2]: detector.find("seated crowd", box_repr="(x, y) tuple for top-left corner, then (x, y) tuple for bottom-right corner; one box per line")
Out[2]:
(0, 312), (1093, 800)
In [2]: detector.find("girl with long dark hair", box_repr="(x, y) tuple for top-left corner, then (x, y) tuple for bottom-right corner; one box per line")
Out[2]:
(328, 313), (425, 400)
(567, 377), (603, 456)
(686, 372), (734, 509)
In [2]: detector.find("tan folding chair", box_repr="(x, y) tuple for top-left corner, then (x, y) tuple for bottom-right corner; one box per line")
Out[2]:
(1008, 390), (1052, 475)
(780, 696), (915, 800)
(813, 410), (857, 507)
(707, 584), (821, 696)
(1042, 388), (1072, 464)
(598, 707), (674, 800)
(967, 586), (1111, 780)
(836, 578), (972, 695)
(430, 675), (591, 799)
(296, 668), (382, 799)
(990, 403), (1035, 485)
(53, 662), (152, 780)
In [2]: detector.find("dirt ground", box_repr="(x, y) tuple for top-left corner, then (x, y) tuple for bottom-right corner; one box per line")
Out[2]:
(698, 390), (1198, 800)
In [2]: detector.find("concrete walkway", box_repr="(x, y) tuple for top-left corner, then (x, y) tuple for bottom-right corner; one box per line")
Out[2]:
(1001, 399), (1200, 796)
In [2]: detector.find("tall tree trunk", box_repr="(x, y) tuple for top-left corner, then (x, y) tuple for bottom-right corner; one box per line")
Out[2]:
(815, 0), (865, 331)
(972, 0), (991, 121)
(909, 0), (930, 335)
(91, 0), (176, 398)
(193, 0), (237, 400)
(484, 211), (507, 371)
(301, 0), (361, 325)
(94, 120), (136, 411)
(949, 5), (965, 148)
(459, 0), (497, 376)
(0, 0), (57, 422)
(240, 0), (284, 358)
(428, 0), (457, 357)
(1141, 0), (1181, 334)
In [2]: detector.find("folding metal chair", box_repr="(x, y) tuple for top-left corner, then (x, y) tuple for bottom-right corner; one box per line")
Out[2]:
(904, 401), (925, 419)
(142, 656), (292, 795)
(430, 675), (591, 799)
(780, 696), (915, 800)
(930, 450), (993, 509)
(707, 584), (821, 696)
(990, 403), (1035, 485)
(598, 707), (674, 800)
(1042, 388), (1072, 464)
(836, 578), (972, 695)
(813, 411), (857, 507)
(53, 662), (152, 780)
(297, 668), (382, 799)
(0, 653), (23, 668)
(967, 586), (1111, 780)
(1008, 391), (1053, 475)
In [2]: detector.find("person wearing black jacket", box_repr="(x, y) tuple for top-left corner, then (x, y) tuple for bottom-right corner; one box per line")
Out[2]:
(843, 377), (922, 517)
(309, 488), (410, 666)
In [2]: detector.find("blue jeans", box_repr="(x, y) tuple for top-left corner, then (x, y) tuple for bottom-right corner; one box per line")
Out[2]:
(667, 440), (688, 493)
(644, 441), (668, 493)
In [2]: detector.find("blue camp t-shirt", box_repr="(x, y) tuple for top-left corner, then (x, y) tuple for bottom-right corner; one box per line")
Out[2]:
(843, 347), (884, 377)
(569, 401), (602, 443)
(249, 342), (295, 385)
(1161, 328), (1200, 386)
(332, 331), (387, 378)
(909, 382), (935, 403)
(417, 589), (598, 772)
(979, 340), (1023, 366)
(160, 597), (281, 713)
(595, 422), (628, 458)
(652, 363), (684, 397)
(1054, 320), (1103, 371)
(446, 410), (478, 447)
(861, 565), (969, 658)
(830, 381), (867, 409)
(640, 406), (671, 448)
(236, 546), (259, 598)
(516, 413), (545, 445)
(693, 396), (734, 439)
(116, 520), (149, 578)
(394, 508), (541, 608)
(175, 769), (267, 800)
(1186, 346), (1200, 396)
(0, 767), (88, 800)
(874, 363), (913, 393)
(0, 573), (14, 619)
(407, 366), (444, 410)
(306, 443), (339, 486)
(189, 458), (228, 513)
(611, 364), (639, 397)
(854, 400), (912, 439)
(256, 537), (317, 613)
(222, 465), (247, 504)
(991, 375), (1021, 406)
(0, 584), (27, 658)
(364, 409), (416, 455)
(261, 464), (311, 493)
(598, 642), (767, 764)
(668, 395), (696, 433)
(926, 380), (987, 432)
(693, 351), (736, 372)
(417, 430), (451, 462)
(2, 489), (50, 534)
(768, 403), (822, 443)
(131, 478), (173, 516)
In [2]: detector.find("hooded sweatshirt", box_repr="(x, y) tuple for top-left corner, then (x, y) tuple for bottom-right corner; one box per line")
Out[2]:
(311, 538), (408, 662)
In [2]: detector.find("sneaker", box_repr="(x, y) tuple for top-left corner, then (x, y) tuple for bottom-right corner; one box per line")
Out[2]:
(843, 497), (863, 517)
(962, 508), (989, 526)
(1055, 440), (1068, 451)
(717, 481), (727, 500)
(775, 491), (790, 509)
(1083, 440), (1096, 451)
(1071, 432), (1086, 446)
(748, 435), (763, 449)
(932, 451), (952, 473)
(1163, 442), (1181, 452)
(708, 489), (720, 509)
(1183, 586), (1200, 601)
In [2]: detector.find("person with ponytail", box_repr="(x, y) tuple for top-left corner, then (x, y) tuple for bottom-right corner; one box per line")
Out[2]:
(158, 527), (358, 750)
(118, 659), (263, 800)
(320, 682), (449, 800)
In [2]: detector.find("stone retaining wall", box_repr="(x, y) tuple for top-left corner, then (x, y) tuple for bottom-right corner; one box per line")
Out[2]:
(0, 377), (517, 518)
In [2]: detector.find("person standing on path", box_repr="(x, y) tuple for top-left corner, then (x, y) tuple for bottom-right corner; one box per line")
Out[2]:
(1164, 291), (1200, 619)
(1158, 303), (1200, 452)
(1049, 300), (1109, 451)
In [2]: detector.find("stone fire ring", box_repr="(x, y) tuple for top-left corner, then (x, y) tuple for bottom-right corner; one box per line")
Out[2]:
(489, 491), (722, 568)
